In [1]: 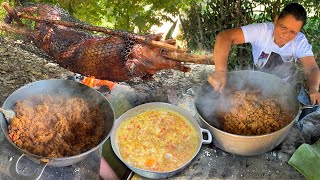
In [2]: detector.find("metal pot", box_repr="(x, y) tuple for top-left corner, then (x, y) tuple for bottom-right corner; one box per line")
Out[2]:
(0, 79), (114, 178)
(194, 70), (300, 156)
(110, 102), (212, 179)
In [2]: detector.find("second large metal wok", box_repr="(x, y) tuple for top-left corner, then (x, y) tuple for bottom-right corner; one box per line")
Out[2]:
(194, 70), (300, 156)
(0, 79), (115, 179)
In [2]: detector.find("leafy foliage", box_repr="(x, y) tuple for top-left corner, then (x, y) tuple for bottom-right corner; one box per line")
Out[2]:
(181, 0), (320, 69)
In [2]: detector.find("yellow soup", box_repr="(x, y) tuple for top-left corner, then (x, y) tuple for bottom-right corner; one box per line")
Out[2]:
(116, 108), (199, 172)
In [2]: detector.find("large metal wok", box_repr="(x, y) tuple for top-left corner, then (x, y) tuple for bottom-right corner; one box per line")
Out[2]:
(0, 79), (114, 178)
(195, 70), (300, 156)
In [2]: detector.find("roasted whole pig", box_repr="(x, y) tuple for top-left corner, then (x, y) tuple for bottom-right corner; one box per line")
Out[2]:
(1, 3), (191, 81)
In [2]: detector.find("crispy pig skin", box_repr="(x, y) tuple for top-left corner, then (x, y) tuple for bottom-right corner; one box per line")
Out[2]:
(3, 4), (189, 81)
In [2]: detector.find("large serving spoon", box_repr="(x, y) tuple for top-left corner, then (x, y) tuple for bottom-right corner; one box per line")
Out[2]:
(0, 108), (16, 123)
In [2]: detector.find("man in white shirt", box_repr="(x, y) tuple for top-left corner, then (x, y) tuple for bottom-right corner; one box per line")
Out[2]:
(208, 3), (320, 105)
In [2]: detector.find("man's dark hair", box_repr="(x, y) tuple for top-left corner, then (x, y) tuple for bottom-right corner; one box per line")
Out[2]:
(279, 3), (307, 26)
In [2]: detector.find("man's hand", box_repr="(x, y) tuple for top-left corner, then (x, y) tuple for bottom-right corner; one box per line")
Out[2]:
(208, 70), (227, 93)
(208, 28), (244, 93)
(300, 56), (320, 105)
(308, 88), (320, 105)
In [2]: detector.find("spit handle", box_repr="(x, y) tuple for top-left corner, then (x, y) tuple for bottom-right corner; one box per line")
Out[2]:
(201, 128), (213, 144)
(9, 154), (48, 180)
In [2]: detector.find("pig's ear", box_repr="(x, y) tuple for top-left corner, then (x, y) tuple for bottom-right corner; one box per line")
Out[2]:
(164, 39), (176, 45)
(146, 33), (163, 41)
(153, 33), (164, 41)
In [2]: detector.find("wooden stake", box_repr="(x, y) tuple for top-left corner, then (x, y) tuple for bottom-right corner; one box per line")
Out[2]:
(162, 51), (214, 65)
(2, 2), (24, 27)
(0, 21), (31, 36)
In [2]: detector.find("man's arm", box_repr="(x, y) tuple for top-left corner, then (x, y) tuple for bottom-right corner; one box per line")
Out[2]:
(299, 56), (320, 104)
(213, 27), (246, 72)
(208, 27), (245, 92)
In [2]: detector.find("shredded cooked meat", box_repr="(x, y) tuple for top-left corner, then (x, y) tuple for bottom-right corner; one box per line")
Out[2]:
(8, 95), (106, 158)
(223, 91), (293, 136)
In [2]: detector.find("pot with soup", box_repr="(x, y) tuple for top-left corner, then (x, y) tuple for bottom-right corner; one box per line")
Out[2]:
(110, 102), (212, 179)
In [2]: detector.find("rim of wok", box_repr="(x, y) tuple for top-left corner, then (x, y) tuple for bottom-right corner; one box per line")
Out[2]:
(194, 70), (300, 138)
(0, 79), (115, 161)
(111, 102), (203, 174)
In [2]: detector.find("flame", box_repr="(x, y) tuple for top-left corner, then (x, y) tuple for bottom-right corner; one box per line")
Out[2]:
(81, 76), (116, 90)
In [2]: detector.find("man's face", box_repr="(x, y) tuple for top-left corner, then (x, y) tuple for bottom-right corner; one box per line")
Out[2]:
(273, 14), (303, 47)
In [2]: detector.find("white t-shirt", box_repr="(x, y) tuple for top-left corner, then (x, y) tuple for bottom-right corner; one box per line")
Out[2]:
(241, 22), (314, 65)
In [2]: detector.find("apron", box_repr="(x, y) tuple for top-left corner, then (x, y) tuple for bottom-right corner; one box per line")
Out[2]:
(252, 37), (318, 121)
(253, 37), (297, 86)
